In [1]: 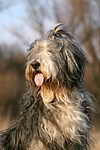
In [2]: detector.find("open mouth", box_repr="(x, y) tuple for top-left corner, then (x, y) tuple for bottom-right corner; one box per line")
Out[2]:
(34, 71), (44, 87)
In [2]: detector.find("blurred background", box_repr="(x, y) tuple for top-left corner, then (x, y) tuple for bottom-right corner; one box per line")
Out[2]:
(0, 0), (100, 149)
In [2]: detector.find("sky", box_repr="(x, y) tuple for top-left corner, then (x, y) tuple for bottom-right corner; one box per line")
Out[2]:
(0, 2), (24, 50)
(0, 1), (56, 53)
(0, 2), (34, 50)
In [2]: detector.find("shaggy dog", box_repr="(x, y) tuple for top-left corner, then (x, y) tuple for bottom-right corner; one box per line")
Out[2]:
(0, 23), (93, 150)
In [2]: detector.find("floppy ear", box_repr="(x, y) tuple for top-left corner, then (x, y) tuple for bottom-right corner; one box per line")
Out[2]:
(64, 40), (87, 82)
(53, 23), (87, 87)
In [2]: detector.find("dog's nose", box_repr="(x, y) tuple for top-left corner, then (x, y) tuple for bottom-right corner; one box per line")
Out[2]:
(31, 61), (40, 69)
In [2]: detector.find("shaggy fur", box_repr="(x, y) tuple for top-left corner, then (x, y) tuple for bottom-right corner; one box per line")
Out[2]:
(0, 23), (93, 150)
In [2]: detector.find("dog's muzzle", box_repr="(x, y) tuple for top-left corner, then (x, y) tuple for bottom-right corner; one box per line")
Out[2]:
(31, 61), (44, 87)
(31, 61), (40, 70)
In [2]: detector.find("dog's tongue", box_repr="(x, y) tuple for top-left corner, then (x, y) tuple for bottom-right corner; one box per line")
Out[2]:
(34, 73), (44, 86)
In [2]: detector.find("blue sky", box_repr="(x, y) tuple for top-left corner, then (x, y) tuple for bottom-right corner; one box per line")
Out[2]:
(0, 3), (25, 26)
(0, 1), (56, 53)
(0, 2), (45, 50)
(0, 2), (27, 49)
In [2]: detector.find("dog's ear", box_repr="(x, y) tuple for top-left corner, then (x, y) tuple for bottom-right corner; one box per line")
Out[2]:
(63, 39), (87, 85)
(51, 23), (87, 87)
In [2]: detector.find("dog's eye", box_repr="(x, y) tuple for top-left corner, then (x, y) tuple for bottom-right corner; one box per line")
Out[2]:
(55, 33), (61, 37)
(54, 33), (61, 39)
(50, 98), (57, 104)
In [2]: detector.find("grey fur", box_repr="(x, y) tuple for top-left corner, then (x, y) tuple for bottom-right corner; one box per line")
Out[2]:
(0, 23), (93, 150)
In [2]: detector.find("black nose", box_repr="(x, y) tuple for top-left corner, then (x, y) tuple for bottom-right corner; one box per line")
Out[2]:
(31, 61), (40, 69)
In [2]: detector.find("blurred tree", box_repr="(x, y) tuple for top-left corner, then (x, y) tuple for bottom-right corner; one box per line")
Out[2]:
(25, 0), (49, 36)
(0, 44), (26, 119)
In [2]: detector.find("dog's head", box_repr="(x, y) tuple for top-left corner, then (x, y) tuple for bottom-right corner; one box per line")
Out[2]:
(25, 23), (87, 89)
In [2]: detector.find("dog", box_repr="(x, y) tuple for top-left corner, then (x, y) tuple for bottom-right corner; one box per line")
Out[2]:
(0, 23), (93, 150)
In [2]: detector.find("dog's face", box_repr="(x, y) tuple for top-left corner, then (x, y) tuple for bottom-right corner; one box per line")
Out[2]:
(25, 23), (87, 89)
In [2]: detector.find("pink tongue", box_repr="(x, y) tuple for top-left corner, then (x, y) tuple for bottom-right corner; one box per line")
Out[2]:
(34, 73), (44, 86)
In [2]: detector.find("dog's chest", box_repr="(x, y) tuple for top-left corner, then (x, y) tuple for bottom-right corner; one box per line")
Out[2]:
(29, 140), (46, 150)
